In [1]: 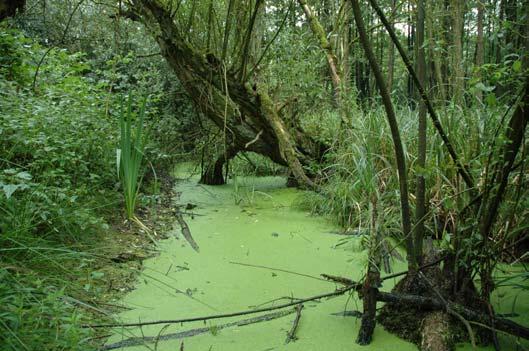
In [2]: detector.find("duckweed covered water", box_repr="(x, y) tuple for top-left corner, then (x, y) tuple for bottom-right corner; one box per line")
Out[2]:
(106, 167), (528, 350)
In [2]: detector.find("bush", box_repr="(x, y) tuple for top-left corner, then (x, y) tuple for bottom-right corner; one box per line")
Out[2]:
(0, 28), (119, 350)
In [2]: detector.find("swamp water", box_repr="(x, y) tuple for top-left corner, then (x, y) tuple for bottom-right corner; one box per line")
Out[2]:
(106, 169), (528, 351)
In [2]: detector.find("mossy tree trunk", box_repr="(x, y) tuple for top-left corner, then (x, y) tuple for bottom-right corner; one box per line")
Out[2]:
(297, 0), (347, 125)
(130, 0), (323, 188)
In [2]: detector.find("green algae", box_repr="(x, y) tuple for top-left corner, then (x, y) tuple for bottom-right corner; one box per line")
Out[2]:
(106, 166), (528, 350)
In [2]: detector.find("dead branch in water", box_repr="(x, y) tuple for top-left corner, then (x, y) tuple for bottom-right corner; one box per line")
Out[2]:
(83, 285), (359, 329)
(285, 304), (304, 344)
(102, 308), (296, 350)
(175, 210), (200, 252)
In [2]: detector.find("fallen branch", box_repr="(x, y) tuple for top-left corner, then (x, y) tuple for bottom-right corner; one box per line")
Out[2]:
(285, 304), (303, 344)
(175, 210), (199, 252)
(83, 285), (358, 329)
(102, 308), (296, 350)
(331, 310), (363, 318)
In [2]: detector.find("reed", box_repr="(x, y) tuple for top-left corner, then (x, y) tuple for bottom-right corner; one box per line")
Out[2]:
(117, 95), (147, 220)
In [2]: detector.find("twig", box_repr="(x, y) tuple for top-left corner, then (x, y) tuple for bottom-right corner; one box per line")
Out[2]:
(251, 296), (303, 309)
(321, 274), (354, 285)
(83, 284), (358, 329)
(230, 261), (330, 283)
(285, 304), (303, 344)
(244, 130), (263, 149)
(379, 255), (446, 281)
(101, 308), (296, 350)
(179, 211), (205, 217)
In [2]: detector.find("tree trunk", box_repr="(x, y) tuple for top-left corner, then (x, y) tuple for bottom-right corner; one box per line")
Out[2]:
(356, 200), (381, 345)
(420, 312), (451, 351)
(0, 0), (25, 20)
(199, 147), (238, 185)
(427, 3), (446, 102)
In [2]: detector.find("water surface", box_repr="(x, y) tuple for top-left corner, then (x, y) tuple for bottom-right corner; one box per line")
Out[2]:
(106, 168), (527, 350)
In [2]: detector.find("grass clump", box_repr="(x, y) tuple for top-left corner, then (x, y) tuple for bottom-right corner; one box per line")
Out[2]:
(118, 95), (148, 220)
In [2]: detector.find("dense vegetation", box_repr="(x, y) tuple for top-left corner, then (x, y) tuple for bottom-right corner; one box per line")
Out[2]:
(0, 0), (528, 350)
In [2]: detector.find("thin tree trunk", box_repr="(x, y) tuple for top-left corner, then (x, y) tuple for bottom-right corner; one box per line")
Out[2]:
(386, 0), (396, 91)
(414, 0), (427, 266)
(451, 0), (464, 105)
(427, 3), (446, 102)
(341, 1), (352, 92)
(366, 0), (475, 191)
(350, 0), (414, 270)
(357, 200), (381, 345)
(475, 0), (484, 103)
(407, 1), (415, 104)
(240, 0), (263, 80)
(221, 0), (236, 60)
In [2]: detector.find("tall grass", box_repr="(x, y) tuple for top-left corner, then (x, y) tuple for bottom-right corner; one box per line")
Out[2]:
(298, 104), (506, 239)
(118, 95), (147, 220)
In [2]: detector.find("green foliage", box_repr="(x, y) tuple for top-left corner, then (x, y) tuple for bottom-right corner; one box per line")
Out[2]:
(0, 26), (30, 83)
(298, 100), (529, 256)
(299, 107), (401, 233)
(0, 268), (93, 351)
(0, 29), (122, 350)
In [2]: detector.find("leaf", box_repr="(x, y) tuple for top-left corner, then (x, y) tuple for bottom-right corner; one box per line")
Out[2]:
(513, 60), (522, 73)
(15, 171), (32, 180)
(475, 82), (495, 92)
(90, 271), (105, 279)
(2, 184), (20, 199)
(116, 148), (122, 178)
(486, 93), (497, 107)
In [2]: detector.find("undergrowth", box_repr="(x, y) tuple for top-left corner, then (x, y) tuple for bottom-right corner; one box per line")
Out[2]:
(0, 27), (168, 350)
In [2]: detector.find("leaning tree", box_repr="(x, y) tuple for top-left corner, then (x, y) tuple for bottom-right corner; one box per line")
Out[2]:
(122, 0), (339, 188)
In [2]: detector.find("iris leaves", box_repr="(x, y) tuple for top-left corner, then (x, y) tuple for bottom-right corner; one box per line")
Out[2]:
(117, 95), (147, 220)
